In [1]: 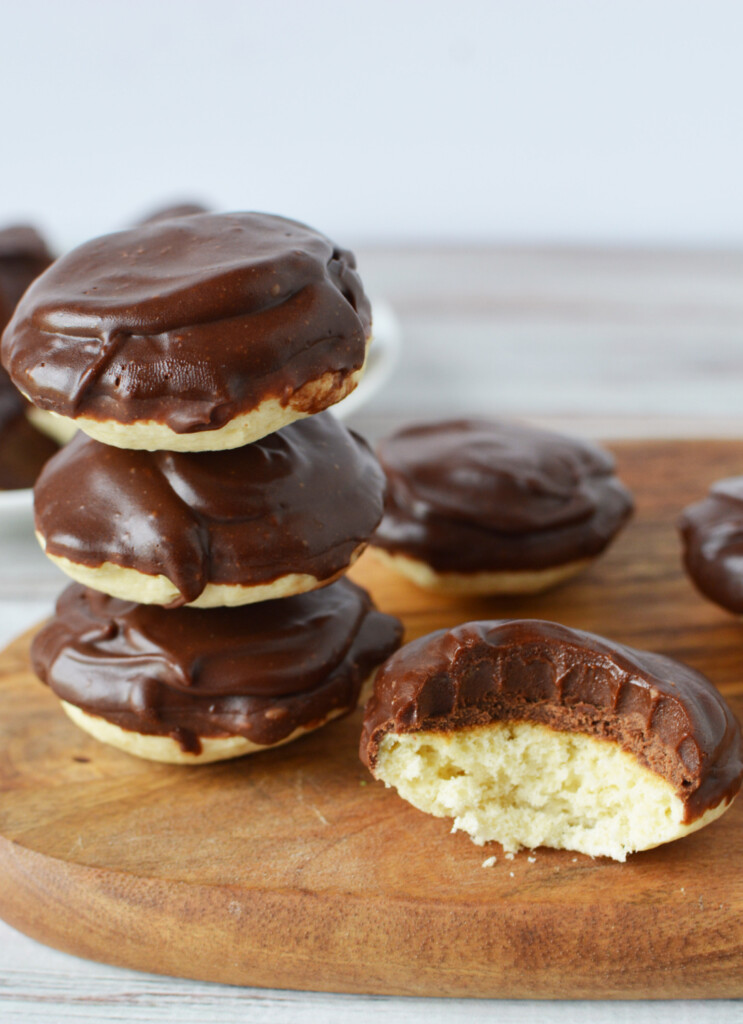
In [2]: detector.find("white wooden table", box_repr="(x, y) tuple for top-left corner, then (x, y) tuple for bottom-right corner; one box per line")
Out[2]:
(2, 246), (743, 1022)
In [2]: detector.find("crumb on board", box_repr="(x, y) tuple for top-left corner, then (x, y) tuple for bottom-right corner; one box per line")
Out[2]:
(527, 856), (536, 863)
(509, 871), (515, 878)
(505, 852), (514, 860)
(481, 856), (497, 868)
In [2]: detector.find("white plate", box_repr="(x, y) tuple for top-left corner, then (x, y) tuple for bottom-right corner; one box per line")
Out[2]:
(0, 299), (402, 525)
(332, 299), (401, 419)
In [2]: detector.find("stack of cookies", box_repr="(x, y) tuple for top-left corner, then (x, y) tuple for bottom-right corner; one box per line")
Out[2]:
(2, 212), (402, 763)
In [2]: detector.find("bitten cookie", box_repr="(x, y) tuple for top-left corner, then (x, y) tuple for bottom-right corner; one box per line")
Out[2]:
(34, 412), (385, 607)
(360, 620), (742, 861)
(2, 212), (371, 451)
(33, 580), (403, 764)
(370, 419), (634, 594)
(678, 478), (743, 614)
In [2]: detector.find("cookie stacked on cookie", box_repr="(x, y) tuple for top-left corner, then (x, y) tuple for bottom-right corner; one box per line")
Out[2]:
(2, 212), (402, 763)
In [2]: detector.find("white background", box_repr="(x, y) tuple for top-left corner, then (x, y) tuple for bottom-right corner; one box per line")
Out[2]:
(2, 0), (743, 249)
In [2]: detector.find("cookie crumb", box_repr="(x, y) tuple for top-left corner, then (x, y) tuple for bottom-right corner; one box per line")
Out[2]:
(527, 856), (536, 863)
(509, 871), (515, 878)
(481, 856), (497, 868)
(505, 852), (515, 860)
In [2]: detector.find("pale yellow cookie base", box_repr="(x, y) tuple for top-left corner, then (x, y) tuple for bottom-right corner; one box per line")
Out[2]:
(372, 721), (733, 861)
(61, 701), (348, 764)
(369, 547), (592, 595)
(37, 533), (364, 608)
(25, 406), (78, 445)
(46, 345), (369, 452)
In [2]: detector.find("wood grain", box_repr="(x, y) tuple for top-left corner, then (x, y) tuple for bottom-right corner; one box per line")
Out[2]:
(1, 440), (743, 999)
(352, 245), (743, 441)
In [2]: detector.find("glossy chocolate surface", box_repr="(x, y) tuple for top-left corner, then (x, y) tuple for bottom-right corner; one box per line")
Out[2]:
(678, 478), (743, 614)
(33, 581), (403, 752)
(136, 201), (210, 224)
(361, 620), (742, 821)
(0, 365), (23, 424)
(0, 370), (58, 489)
(373, 419), (634, 572)
(0, 224), (53, 327)
(0, 225), (57, 488)
(35, 412), (385, 605)
(2, 212), (370, 433)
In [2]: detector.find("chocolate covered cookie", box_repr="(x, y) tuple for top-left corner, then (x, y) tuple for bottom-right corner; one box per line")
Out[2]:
(361, 620), (742, 860)
(0, 224), (53, 319)
(0, 370), (58, 489)
(136, 201), (210, 224)
(370, 419), (634, 594)
(3, 212), (371, 452)
(34, 580), (402, 764)
(0, 224), (61, 481)
(35, 412), (385, 607)
(679, 478), (743, 614)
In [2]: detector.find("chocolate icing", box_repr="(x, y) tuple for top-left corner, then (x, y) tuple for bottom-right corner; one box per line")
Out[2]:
(34, 412), (385, 605)
(678, 478), (743, 614)
(0, 224), (53, 325)
(0, 365), (23, 422)
(2, 212), (371, 433)
(137, 201), (210, 224)
(372, 419), (634, 573)
(0, 226), (57, 488)
(33, 580), (403, 752)
(0, 370), (58, 489)
(360, 620), (742, 821)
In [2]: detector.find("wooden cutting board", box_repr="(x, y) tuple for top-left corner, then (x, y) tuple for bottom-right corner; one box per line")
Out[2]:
(1, 439), (743, 1000)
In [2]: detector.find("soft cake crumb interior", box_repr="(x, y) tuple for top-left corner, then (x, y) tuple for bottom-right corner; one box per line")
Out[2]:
(375, 721), (689, 861)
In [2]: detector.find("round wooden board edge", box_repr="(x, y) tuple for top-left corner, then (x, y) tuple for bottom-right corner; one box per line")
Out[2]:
(5, 454), (743, 1002)
(2, 812), (743, 999)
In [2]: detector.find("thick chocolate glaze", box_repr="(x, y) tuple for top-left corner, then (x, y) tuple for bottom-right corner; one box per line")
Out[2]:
(0, 369), (58, 489)
(373, 419), (634, 572)
(35, 412), (385, 605)
(0, 226), (54, 368)
(2, 212), (371, 433)
(678, 478), (743, 614)
(361, 620), (743, 821)
(33, 581), (403, 752)
(0, 224), (53, 325)
(0, 365), (23, 422)
(0, 225), (58, 487)
(137, 201), (210, 224)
